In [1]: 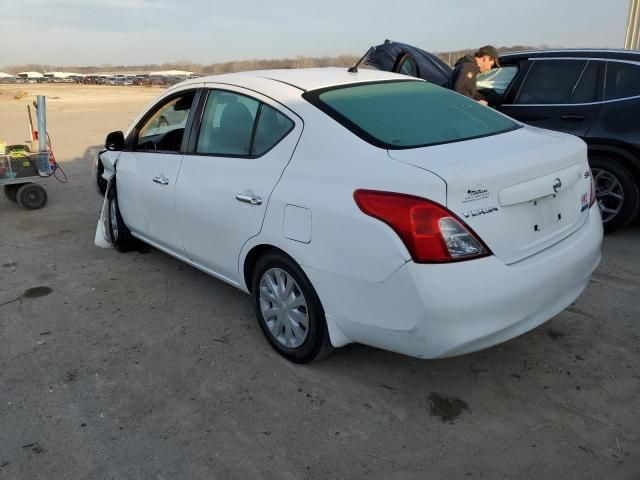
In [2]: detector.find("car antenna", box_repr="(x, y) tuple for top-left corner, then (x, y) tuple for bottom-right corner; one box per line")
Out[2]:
(348, 46), (374, 73)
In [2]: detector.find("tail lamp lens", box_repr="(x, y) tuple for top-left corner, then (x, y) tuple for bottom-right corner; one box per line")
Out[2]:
(354, 190), (491, 263)
(589, 172), (596, 208)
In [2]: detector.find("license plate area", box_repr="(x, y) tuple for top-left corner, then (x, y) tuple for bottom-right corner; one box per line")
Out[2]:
(530, 194), (563, 232)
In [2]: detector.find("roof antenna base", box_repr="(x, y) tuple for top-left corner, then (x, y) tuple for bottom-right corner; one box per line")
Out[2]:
(348, 46), (374, 73)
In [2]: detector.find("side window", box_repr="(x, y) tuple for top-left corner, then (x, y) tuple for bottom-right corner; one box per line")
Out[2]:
(135, 91), (195, 152)
(571, 61), (599, 103)
(251, 105), (294, 156)
(516, 60), (592, 105)
(396, 55), (419, 78)
(196, 91), (259, 156)
(605, 61), (640, 100)
(477, 66), (518, 95)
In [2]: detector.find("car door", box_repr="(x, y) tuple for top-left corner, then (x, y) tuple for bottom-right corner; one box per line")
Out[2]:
(174, 87), (303, 283)
(499, 58), (604, 137)
(476, 64), (520, 106)
(590, 59), (640, 143)
(116, 86), (201, 253)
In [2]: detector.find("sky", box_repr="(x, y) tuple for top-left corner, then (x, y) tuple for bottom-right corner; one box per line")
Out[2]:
(0, 0), (632, 67)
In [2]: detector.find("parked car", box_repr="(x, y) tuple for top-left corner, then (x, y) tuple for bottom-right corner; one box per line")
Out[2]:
(133, 75), (151, 86)
(368, 41), (640, 232)
(95, 68), (602, 363)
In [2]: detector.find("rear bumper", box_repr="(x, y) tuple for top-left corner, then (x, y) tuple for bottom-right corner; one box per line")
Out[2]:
(305, 206), (603, 359)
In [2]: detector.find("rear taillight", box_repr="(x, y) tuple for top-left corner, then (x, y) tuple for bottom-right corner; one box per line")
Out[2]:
(589, 171), (597, 208)
(354, 190), (491, 263)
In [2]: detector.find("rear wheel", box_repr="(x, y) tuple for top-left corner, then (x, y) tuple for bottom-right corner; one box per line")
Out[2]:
(3, 184), (20, 203)
(589, 157), (640, 233)
(251, 251), (333, 363)
(16, 183), (47, 209)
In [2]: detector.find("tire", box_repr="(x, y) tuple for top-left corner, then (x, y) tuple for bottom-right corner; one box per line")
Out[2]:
(16, 183), (47, 209)
(251, 251), (333, 363)
(4, 184), (19, 203)
(107, 185), (138, 252)
(589, 157), (640, 233)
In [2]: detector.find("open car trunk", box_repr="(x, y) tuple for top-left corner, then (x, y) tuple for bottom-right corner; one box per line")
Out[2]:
(388, 127), (594, 264)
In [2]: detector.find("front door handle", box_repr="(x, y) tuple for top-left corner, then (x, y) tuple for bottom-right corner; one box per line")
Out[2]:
(560, 114), (586, 121)
(236, 194), (262, 205)
(152, 175), (169, 185)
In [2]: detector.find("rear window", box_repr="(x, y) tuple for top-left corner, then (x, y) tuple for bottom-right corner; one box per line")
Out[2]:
(303, 81), (519, 149)
(605, 61), (640, 100)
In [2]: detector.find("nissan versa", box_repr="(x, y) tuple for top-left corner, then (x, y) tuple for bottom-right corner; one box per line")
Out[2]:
(94, 68), (603, 363)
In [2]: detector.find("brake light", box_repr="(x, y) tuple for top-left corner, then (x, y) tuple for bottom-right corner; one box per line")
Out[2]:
(589, 171), (596, 208)
(354, 190), (491, 263)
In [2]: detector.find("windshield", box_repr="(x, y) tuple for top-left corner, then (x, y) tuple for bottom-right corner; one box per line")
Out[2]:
(303, 80), (519, 149)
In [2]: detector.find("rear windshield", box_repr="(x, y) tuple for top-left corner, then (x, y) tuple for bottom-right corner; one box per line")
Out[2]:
(303, 80), (519, 149)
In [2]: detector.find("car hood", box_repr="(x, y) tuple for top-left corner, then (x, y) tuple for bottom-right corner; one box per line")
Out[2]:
(365, 40), (452, 87)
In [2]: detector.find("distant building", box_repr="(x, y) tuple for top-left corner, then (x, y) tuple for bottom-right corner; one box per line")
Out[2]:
(17, 71), (44, 79)
(149, 70), (193, 77)
(44, 71), (83, 81)
(16, 71), (44, 83)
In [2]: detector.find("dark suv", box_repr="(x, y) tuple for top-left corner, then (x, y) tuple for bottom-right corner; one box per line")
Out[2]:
(368, 42), (640, 232)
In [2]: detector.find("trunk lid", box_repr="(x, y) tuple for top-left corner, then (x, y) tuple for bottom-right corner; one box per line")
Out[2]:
(388, 126), (593, 264)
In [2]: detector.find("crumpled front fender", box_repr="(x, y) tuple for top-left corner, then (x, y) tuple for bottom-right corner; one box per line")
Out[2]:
(94, 176), (116, 249)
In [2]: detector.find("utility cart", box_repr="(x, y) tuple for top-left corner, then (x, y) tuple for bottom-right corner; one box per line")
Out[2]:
(1, 146), (49, 210)
(2, 96), (65, 209)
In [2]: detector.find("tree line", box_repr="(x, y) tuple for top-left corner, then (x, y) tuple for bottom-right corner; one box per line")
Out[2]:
(2, 46), (541, 74)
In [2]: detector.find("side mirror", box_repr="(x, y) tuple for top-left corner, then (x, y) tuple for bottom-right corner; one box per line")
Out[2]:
(105, 131), (125, 151)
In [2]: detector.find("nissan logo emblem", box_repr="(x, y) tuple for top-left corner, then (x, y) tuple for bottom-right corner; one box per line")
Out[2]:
(553, 178), (562, 193)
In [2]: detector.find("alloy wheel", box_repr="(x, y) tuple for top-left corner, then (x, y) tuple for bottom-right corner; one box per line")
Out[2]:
(592, 168), (624, 223)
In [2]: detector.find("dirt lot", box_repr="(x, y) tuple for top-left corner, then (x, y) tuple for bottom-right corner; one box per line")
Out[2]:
(1, 85), (639, 479)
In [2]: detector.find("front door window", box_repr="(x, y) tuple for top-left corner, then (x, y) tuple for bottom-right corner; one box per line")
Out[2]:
(135, 91), (196, 152)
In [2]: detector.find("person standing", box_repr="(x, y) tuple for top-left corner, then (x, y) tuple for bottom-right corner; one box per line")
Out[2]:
(450, 45), (500, 105)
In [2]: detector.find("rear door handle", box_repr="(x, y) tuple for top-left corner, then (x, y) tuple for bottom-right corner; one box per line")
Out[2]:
(560, 114), (586, 121)
(152, 175), (169, 185)
(236, 194), (262, 205)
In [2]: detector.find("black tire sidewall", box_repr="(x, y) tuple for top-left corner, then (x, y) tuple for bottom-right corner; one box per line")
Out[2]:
(17, 184), (47, 209)
(107, 185), (135, 252)
(590, 157), (640, 233)
(251, 252), (328, 363)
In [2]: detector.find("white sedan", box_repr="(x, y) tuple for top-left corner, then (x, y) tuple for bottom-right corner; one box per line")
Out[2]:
(95, 67), (603, 363)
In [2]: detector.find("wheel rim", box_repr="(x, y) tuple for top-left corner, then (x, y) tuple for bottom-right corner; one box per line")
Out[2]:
(259, 268), (309, 348)
(592, 168), (624, 223)
(25, 191), (42, 207)
(109, 200), (119, 241)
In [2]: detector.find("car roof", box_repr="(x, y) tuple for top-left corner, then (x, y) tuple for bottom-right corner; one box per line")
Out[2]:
(181, 67), (416, 92)
(499, 49), (640, 62)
